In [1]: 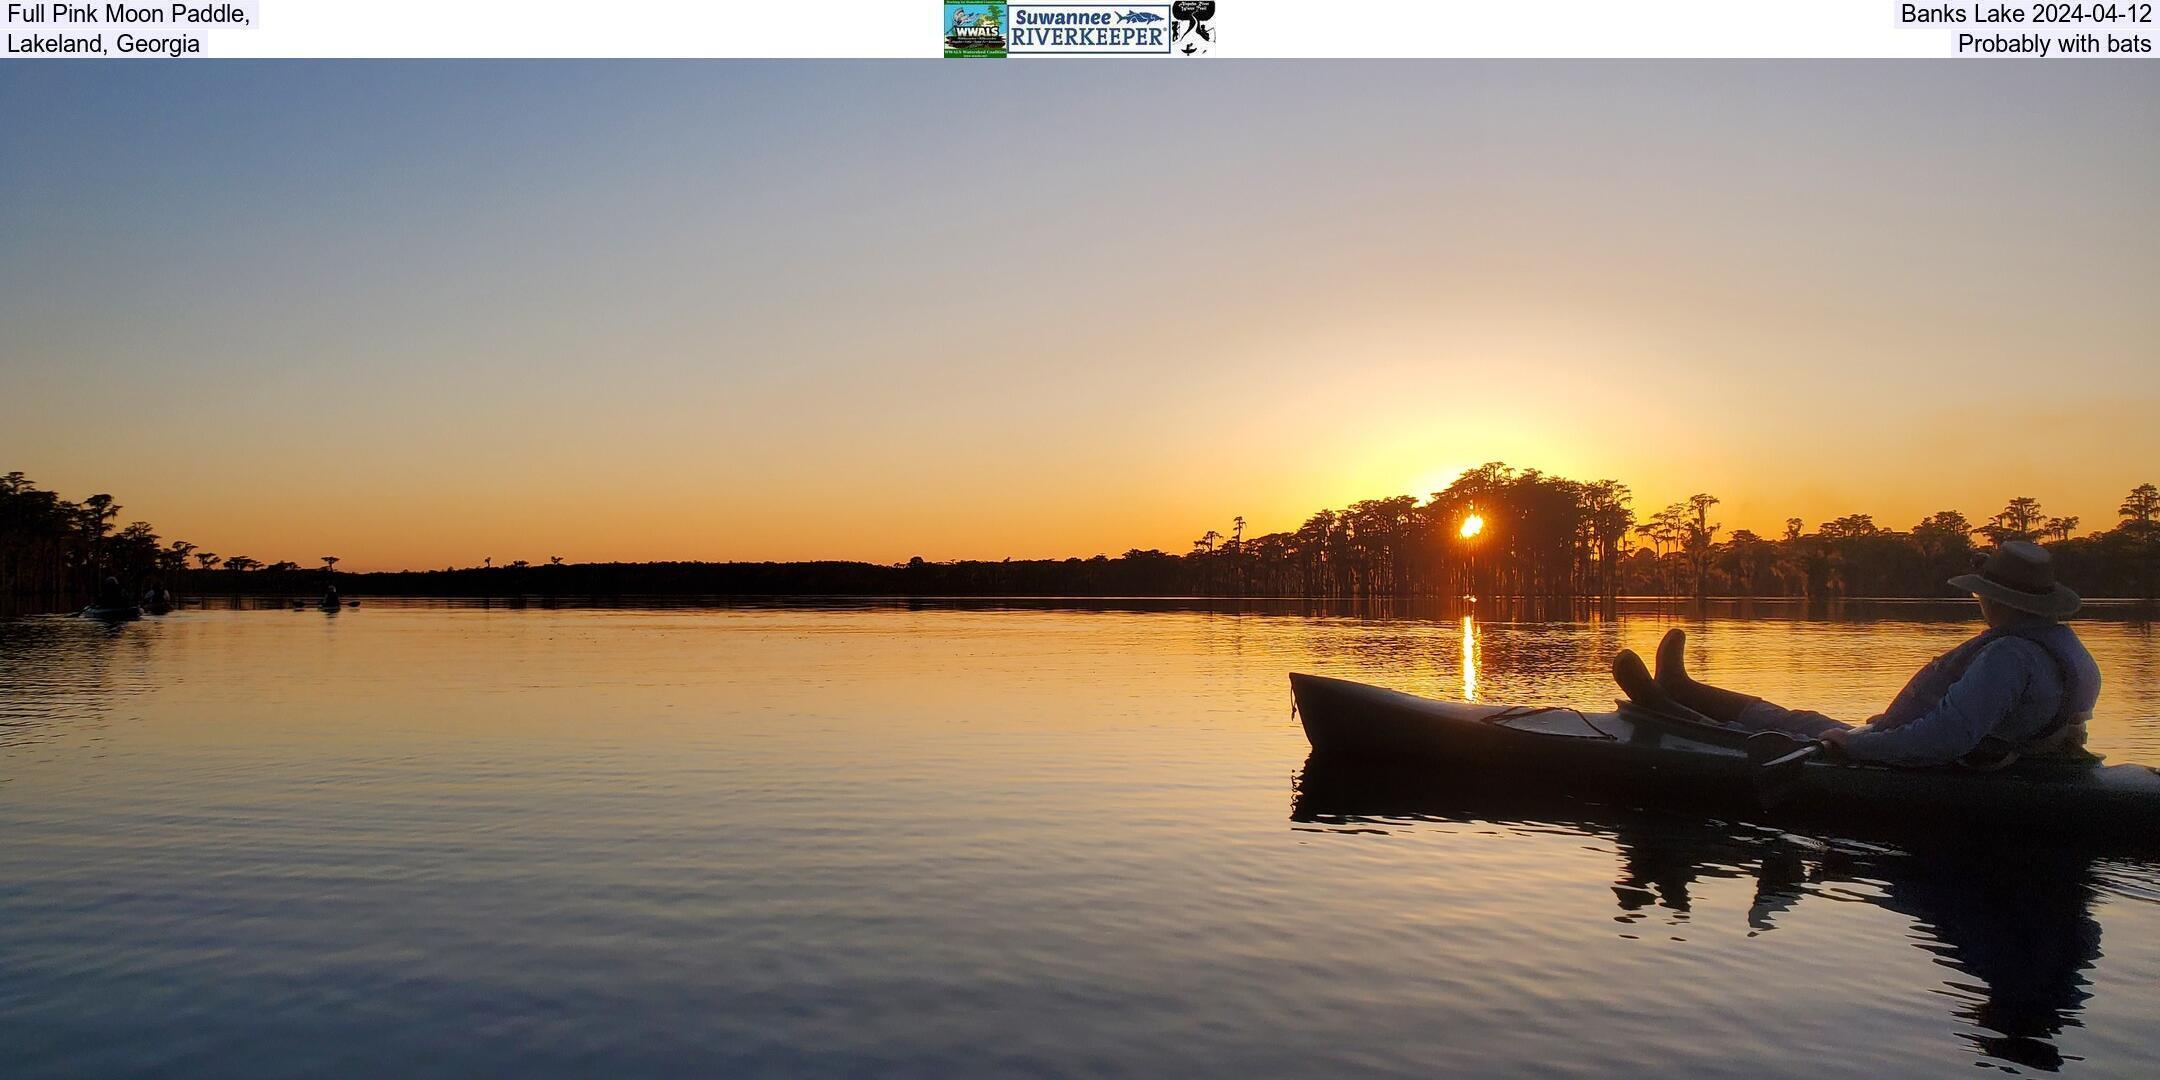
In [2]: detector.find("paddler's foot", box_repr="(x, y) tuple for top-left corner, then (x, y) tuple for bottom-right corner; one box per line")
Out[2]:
(1612, 649), (1673, 709)
(1647, 627), (1760, 724)
(1654, 628), (1689, 692)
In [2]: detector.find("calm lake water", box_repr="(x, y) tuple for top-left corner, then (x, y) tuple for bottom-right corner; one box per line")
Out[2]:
(4, 599), (2159, 1077)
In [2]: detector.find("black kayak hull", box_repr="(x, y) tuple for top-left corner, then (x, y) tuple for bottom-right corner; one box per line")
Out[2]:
(1291, 672), (2160, 840)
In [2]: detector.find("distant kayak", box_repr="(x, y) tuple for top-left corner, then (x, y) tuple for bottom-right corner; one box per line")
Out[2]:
(80, 604), (143, 620)
(1290, 672), (2160, 839)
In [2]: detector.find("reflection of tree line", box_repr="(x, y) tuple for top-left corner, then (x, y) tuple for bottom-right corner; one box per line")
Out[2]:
(1293, 760), (2112, 1073)
(8, 465), (2160, 611)
(0, 611), (156, 749)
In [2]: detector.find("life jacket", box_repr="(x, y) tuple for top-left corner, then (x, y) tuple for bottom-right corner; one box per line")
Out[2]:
(1887, 623), (2098, 769)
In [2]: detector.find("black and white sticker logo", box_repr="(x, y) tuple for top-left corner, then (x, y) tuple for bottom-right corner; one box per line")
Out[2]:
(1171, 1), (1216, 55)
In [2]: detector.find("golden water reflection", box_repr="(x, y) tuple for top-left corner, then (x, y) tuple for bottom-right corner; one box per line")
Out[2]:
(1461, 612), (1479, 702)
(2, 600), (2158, 1077)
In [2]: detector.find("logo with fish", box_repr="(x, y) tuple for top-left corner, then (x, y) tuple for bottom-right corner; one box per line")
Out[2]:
(944, 2), (1009, 57)
(1006, 3), (1174, 54)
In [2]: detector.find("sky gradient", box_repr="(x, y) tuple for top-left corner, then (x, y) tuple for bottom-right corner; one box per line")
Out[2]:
(4, 63), (2156, 571)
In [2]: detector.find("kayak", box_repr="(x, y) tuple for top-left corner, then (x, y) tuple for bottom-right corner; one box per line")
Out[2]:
(80, 604), (143, 620)
(1290, 672), (2160, 839)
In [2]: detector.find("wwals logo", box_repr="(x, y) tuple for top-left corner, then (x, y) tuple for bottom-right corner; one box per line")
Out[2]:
(945, 2), (1008, 57)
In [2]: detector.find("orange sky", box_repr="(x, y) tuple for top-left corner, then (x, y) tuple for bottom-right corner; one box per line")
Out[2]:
(6, 64), (2156, 571)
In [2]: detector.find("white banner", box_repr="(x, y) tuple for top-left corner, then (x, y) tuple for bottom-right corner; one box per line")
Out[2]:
(3, 0), (2155, 58)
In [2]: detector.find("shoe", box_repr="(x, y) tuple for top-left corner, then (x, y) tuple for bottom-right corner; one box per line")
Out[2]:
(1612, 649), (1668, 707)
(1654, 627), (1688, 692)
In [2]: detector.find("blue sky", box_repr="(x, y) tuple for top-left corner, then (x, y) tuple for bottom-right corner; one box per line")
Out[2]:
(3, 63), (2155, 568)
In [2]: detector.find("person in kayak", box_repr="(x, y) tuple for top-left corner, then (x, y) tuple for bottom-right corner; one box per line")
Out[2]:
(1611, 541), (2101, 768)
(93, 575), (130, 609)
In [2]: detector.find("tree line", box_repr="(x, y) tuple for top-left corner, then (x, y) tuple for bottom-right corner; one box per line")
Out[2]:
(0, 471), (338, 614)
(1155, 465), (2160, 602)
(6, 465), (2158, 612)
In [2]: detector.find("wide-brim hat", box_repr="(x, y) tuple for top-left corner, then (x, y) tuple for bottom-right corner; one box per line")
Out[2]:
(1948, 540), (2081, 619)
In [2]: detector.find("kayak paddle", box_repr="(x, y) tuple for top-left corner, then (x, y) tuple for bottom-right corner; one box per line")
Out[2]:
(1747, 731), (1822, 808)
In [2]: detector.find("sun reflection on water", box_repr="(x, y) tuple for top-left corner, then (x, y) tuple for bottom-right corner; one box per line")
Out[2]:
(1462, 612), (1479, 702)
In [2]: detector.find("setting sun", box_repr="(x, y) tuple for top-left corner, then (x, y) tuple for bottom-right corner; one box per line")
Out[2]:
(1459, 514), (1485, 540)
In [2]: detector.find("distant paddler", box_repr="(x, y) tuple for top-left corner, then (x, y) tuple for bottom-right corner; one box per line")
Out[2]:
(83, 575), (143, 619)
